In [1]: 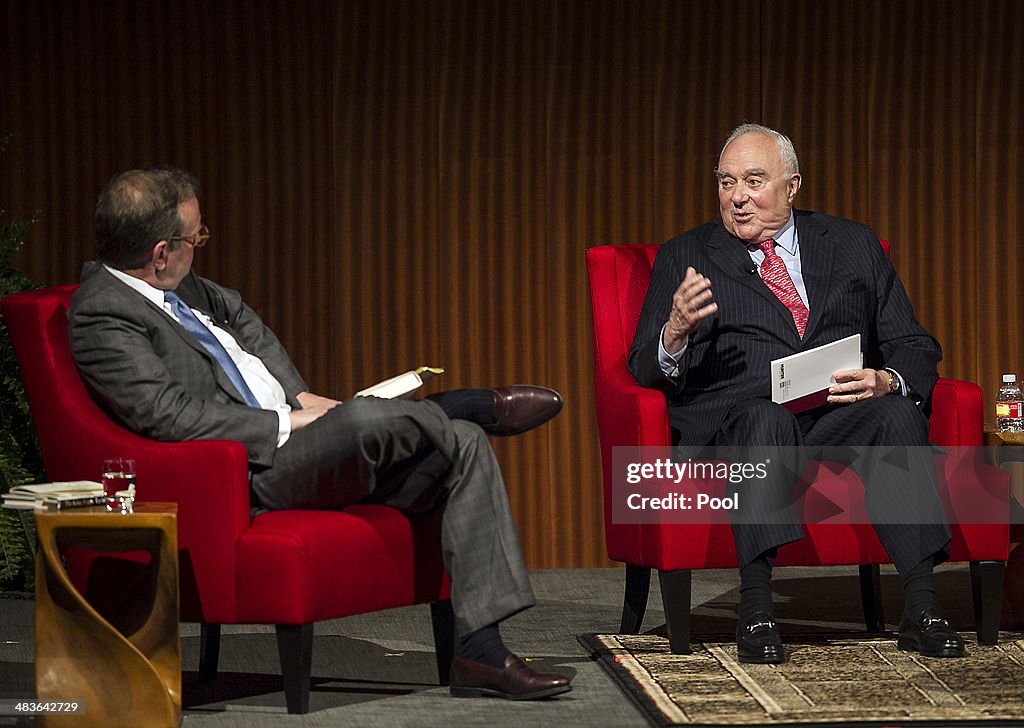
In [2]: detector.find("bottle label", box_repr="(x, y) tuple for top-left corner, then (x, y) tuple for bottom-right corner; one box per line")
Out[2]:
(997, 402), (1023, 418)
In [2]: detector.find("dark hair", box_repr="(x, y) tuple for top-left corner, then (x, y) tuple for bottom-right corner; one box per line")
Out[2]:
(95, 167), (200, 269)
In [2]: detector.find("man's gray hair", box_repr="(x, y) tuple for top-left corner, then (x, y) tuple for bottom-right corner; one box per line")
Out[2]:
(721, 123), (800, 175)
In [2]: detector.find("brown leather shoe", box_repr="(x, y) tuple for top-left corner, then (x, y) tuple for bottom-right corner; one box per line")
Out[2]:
(485, 385), (563, 436)
(450, 654), (572, 700)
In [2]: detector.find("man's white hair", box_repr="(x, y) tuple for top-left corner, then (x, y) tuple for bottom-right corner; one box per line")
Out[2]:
(721, 123), (800, 175)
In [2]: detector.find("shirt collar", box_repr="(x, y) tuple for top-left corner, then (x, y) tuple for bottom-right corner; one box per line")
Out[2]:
(103, 264), (169, 310)
(774, 212), (798, 255)
(747, 212), (798, 255)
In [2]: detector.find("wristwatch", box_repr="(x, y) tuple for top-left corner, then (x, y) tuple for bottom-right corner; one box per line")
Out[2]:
(883, 368), (901, 395)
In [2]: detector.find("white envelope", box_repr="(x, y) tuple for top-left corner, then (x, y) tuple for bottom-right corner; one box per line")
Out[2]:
(771, 334), (862, 412)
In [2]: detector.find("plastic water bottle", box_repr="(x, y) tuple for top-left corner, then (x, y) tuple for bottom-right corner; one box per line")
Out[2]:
(996, 373), (1024, 432)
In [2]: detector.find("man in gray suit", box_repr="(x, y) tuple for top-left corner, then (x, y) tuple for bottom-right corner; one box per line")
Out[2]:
(68, 167), (570, 700)
(629, 124), (962, 663)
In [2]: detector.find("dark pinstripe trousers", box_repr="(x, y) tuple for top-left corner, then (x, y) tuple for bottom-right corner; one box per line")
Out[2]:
(251, 395), (535, 635)
(713, 396), (951, 573)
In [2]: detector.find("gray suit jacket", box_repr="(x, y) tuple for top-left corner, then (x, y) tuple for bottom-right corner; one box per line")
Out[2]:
(628, 210), (942, 446)
(68, 263), (307, 468)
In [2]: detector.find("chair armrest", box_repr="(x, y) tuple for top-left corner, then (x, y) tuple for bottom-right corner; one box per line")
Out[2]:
(130, 436), (252, 623)
(591, 357), (673, 564)
(133, 438), (252, 542)
(928, 377), (984, 446)
(593, 358), (673, 448)
(63, 428), (252, 622)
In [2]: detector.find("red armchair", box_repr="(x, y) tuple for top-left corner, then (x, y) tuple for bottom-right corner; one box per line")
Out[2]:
(586, 243), (1008, 652)
(1, 286), (454, 714)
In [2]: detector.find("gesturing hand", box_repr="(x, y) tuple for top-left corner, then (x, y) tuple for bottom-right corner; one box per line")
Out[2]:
(663, 266), (717, 354)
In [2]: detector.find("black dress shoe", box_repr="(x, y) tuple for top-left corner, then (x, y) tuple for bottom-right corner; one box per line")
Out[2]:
(736, 612), (785, 664)
(897, 607), (965, 658)
(450, 654), (572, 700)
(485, 385), (563, 436)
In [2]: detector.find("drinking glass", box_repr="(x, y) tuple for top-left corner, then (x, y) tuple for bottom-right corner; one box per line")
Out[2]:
(101, 458), (136, 513)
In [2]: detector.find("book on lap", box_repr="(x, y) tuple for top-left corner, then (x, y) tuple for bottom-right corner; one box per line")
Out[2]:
(355, 366), (444, 400)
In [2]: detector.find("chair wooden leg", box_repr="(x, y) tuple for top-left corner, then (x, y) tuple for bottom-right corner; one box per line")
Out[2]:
(620, 564), (652, 634)
(430, 599), (455, 685)
(198, 624), (221, 682)
(858, 564), (885, 632)
(970, 560), (1005, 645)
(276, 623), (313, 714)
(658, 569), (692, 654)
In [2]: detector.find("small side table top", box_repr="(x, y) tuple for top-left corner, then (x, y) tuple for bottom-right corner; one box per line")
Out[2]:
(984, 425), (1024, 446)
(33, 500), (177, 522)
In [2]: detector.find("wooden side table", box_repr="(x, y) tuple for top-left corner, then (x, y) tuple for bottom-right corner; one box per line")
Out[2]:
(984, 428), (1024, 629)
(34, 502), (180, 728)
(983, 426), (1024, 504)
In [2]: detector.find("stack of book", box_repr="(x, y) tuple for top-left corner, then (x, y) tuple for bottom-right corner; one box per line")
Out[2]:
(2, 481), (106, 510)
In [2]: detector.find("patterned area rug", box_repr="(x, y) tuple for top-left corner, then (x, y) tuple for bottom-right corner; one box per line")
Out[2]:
(581, 633), (1024, 726)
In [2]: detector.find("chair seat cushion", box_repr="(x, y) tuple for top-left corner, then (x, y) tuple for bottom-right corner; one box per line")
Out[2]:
(235, 504), (450, 624)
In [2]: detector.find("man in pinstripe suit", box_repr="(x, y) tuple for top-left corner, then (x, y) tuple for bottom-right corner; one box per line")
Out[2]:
(68, 167), (571, 699)
(628, 124), (963, 663)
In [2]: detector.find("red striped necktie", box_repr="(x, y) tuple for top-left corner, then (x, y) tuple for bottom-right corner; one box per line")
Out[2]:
(758, 239), (808, 338)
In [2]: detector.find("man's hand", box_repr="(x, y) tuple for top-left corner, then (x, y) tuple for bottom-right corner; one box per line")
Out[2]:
(290, 391), (342, 431)
(662, 267), (718, 354)
(827, 368), (891, 404)
(296, 391), (342, 409)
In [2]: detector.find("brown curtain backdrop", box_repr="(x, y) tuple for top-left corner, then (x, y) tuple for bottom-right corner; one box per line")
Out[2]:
(1, 0), (1021, 568)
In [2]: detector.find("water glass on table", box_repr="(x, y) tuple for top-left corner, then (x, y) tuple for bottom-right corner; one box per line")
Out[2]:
(101, 458), (137, 513)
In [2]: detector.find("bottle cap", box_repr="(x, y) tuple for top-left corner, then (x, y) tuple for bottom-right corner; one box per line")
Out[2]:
(1004, 374), (1017, 383)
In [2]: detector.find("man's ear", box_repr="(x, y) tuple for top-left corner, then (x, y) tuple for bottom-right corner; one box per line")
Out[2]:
(787, 173), (802, 202)
(151, 240), (170, 271)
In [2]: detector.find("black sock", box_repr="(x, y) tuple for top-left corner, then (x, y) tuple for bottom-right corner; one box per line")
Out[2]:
(425, 388), (495, 426)
(901, 557), (938, 620)
(738, 548), (777, 622)
(456, 623), (510, 668)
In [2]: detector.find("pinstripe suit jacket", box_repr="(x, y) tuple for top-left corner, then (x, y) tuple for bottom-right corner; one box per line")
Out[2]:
(628, 210), (942, 446)
(68, 262), (307, 468)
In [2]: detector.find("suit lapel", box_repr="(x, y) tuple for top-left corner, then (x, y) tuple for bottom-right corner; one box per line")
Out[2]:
(795, 212), (833, 341)
(706, 224), (802, 344)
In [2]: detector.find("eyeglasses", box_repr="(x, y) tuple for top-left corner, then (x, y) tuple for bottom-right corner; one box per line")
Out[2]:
(170, 224), (210, 248)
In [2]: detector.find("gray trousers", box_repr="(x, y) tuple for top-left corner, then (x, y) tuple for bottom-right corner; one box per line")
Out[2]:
(250, 396), (535, 635)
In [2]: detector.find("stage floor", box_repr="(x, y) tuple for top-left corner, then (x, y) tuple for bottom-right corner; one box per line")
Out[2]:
(0, 563), (990, 727)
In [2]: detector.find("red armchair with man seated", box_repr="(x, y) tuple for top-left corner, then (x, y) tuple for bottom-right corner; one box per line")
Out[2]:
(586, 243), (1009, 654)
(1, 285), (455, 714)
